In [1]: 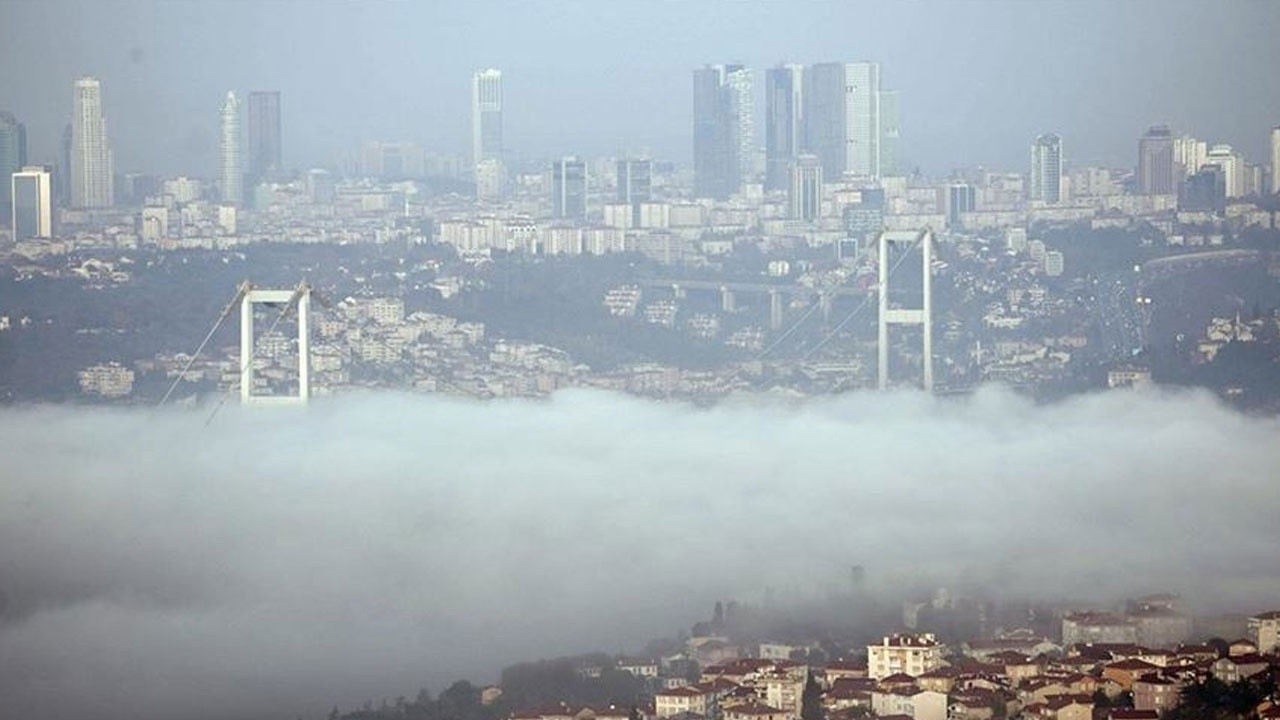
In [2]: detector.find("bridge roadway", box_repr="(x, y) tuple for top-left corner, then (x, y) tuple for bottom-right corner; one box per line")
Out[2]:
(635, 277), (870, 297)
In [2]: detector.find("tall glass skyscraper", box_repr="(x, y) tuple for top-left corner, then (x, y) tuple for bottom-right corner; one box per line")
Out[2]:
(765, 64), (803, 192)
(693, 64), (752, 200)
(220, 92), (242, 205)
(246, 91), (282, 184)
(71, 77), (113, 208)
(471, 69), (503, 169)
(1030, 133), (1064, 204)
(803, 62), (881, 181)
(0, 111), (26, 221)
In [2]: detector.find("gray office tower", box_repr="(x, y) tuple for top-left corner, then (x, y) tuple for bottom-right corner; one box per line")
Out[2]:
(803, 62), (880, 181)
(765, 64), (803, 192)
(0, 112), (27, 221)
(1138, 125), (1175, 195)
(552, 157), (587, 220)
(617, 159), (652, 225)
(693, 64), (753, 200)
(246, 91), (282, 184)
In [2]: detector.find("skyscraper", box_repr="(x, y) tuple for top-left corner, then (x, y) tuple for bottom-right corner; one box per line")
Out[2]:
(1029, 133), (1063, 204)
(803, 62), (881, 181)
(1205, 144), (1244, 198)
(246, 91), (282, 184)
(879, 89), (900, 177)
(12, 166), (53, 239)
(1271, 127), (1280, 195)
(693, 64), (752, 199)
(0, 112), (26, 221)
(551, 157), (587, 220)
(220, 92), (242, 205)
(71, 76), (113, 208)
(472, 69), (503, 168)
(946, 183), (976, 228)
(789, 154), (822, 221)
(617, 158), (652, 225)
(1137, 125), (1175, 195)
(765, 64), (804, 192)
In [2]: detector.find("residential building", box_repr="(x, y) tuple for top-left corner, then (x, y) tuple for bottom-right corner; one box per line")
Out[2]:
(1247, 610), (1280, 654)
(71, 76), (113, 208)
(1061, 612), (1138, 645)
(1271, 127), (1280, 194)
(1030, 133), (1063, 204)
(789, 154), (822, 221)
(868, 634), (943, 679)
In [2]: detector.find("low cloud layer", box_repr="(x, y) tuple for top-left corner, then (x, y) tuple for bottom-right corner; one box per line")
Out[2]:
(1, 387), (1278, 720)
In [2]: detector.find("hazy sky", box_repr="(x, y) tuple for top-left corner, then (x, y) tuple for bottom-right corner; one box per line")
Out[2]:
(1, 387), (1279, 720)
(2, 0), (1279, 177)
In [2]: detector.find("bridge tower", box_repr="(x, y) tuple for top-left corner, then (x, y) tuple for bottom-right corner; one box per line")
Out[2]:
(877, 229), (934, 391)
(240, 283), (311, 404)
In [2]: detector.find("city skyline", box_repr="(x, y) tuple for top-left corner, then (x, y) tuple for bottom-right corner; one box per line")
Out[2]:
(2, 1), (1278, 177)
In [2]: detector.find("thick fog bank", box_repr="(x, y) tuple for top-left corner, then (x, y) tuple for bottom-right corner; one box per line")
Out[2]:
(0, 386), (1277, 720)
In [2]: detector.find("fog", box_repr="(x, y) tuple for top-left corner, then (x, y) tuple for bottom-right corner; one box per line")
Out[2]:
(2, 1), (1279, 174)
(1, 386), (1278, 719)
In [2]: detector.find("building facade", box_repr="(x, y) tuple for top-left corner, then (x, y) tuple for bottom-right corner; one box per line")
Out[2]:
(246, 90), (282, 184)
(220, 91), (242, 205)
(552, 156), (587, 221)
(693, 64), (752, 199)
(0, 111), (26, 220)
(765, 64), (804, 192)
(803, 62), (881, 181)
(11, 166), (53, 239)
(1030, 133), (1063, 204)
(789, 154), (822, 221)
(1138, 126), (1174, 195)
(71, 76), (113, 208)
(867, 633), (944, 679)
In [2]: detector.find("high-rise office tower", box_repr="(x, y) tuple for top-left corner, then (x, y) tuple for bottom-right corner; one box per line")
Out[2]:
(246, 91), (282, 184)
(765, 64), (804, 192)
(551, 157), (587, 220)
(1271, 127), (1280, 195)
(12, 166), (53, 239)
(472, 69), (503, 168)
(0, 112), (26, 221)
(789, 154), (822, 221)
(1029, 133), (1063, 204)
(879, 89), (900, 177)
(220, 92), (242, 205)
(1137, 125), (1175, 195)
(71, 76), (114, 208)
(617, 158), (652, 225)
(693, 64), (752, 199)
(803, 62), (881, 181)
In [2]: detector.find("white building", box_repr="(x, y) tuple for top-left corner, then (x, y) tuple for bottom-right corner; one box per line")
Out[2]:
(71, 76), (113, 208)
(78, 362), (134, 397)
(1247, 610), (1280, 654)
(867, 633), (944, 679)
(1205, 144), (1245, 198)
(471, 68), (503, 171)
(220, 91), (242, 205)
(1271, 127), (1280, 195)
(1030, 133), (1063, 204)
